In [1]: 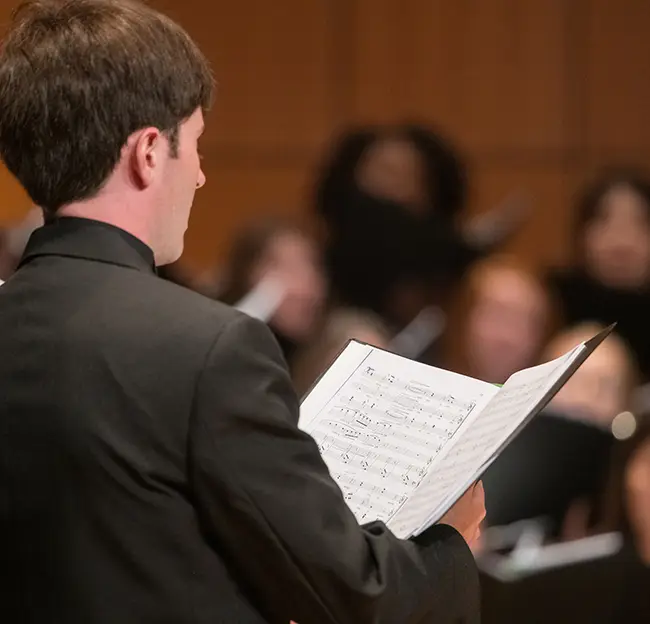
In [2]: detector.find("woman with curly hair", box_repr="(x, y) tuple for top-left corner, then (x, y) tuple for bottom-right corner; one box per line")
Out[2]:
(315, 123), (524, 329)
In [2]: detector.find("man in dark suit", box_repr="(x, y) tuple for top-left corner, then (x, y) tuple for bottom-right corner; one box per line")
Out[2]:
(0, 1), (484, 622)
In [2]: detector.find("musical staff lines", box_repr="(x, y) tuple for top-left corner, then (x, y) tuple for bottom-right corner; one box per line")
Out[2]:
(390, 347), (583, 537)
(306, 355), (491, 525)
(302, 336), (595, 540)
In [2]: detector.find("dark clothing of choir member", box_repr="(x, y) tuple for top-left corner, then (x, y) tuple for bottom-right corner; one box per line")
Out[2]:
(548, 268), (650, 380)
(0, 217), (480, 623)
(315, 126), (482, 326)
(550, 169), (650, 381)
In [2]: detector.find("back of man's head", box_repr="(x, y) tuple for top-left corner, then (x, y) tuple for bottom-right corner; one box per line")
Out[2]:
(0, 0), (214, 214)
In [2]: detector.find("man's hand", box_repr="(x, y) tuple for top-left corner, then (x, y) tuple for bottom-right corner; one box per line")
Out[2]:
(438, 481), (486, 547)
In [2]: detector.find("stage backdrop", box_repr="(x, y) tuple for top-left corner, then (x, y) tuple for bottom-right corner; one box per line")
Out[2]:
(1, 0), (649, 272)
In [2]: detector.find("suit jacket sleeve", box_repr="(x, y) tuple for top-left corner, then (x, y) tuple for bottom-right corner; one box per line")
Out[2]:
(189, 313), (479, 624)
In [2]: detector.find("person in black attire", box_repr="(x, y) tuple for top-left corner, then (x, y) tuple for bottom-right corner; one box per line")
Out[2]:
(565, 414), (650, 622)
(482, 322), (637, 535)
(481, 415), (650, 624)
(315, 124), (526, 328)
(216, 217), (327, 363)
(0, 2), (485, 622)
(548, 169), (650, 380)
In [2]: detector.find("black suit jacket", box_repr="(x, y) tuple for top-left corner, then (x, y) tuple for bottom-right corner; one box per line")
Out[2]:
(0, 218), (479, 623)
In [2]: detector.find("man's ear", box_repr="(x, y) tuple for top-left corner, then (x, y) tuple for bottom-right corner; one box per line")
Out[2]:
(130, 127), (163, 189)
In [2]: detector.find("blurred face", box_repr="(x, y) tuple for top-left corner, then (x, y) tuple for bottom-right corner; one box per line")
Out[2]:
(356, 137), (427, 213)
(548, 340), (630, 427)
(583, 184), (650, 290)
(254, 231), (326, 342)
(466, 269), (547, 384)
(156, 108), (206, 265)
(626, 437), (650, 564)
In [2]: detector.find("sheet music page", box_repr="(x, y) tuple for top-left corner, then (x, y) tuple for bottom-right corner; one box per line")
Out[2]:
(299, 342), (498, 530)
(389, 344), (585, 538)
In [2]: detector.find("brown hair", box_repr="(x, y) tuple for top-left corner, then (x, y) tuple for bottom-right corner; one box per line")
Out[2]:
(0, 0), (214, 212)
(572, 168), (650, 266)
(216, 217), (314, 306)
(444, 254), (558, 375)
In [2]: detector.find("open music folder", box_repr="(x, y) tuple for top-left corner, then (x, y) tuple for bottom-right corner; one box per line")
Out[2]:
(299, 325), (614, 540)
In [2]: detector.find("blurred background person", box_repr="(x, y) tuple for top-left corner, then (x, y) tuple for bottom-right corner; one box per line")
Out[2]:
(562, 414), (650, 563)
(479, 414), (650, 623)
(216, 217), (328, 364)
(481, 322), (635, 535)
(315, 123), (527, 330)
(548, 169), (650, 381)
(444, 255), (553, 384)
(557, 413), (650, 620)
(543, 322), (637, 429)
(292, 307), (391, 397)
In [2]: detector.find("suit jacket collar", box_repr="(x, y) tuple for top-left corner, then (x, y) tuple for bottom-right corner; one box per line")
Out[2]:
(18, 217), (156, 274)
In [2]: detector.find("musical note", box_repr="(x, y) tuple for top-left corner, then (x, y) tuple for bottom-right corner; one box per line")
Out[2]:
(389, 346), (585, 537)
(301, 334), (594, 539)
(302, 346), (496, 527)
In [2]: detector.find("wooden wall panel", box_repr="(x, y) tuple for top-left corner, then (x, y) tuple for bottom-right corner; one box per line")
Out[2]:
(0, 0), (649, 277)
(467, 163), (575, 268)
(0, 2), (33, 224)
(155, 0), (338, 154)
(584, 0), (650, 152)
(352, 0), (569, 154)
(346, 0), (415, 126)
(0, 164), (31, 223)
(182, 157), (313, 269)
(438, 0), (568, 154)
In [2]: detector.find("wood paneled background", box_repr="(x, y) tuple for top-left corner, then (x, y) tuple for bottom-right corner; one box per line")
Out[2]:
(1, 0), (650, 271)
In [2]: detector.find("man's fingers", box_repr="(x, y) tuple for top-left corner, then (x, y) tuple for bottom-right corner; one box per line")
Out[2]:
(473, 481), (486, 523)
(473, 481), (485, 505)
